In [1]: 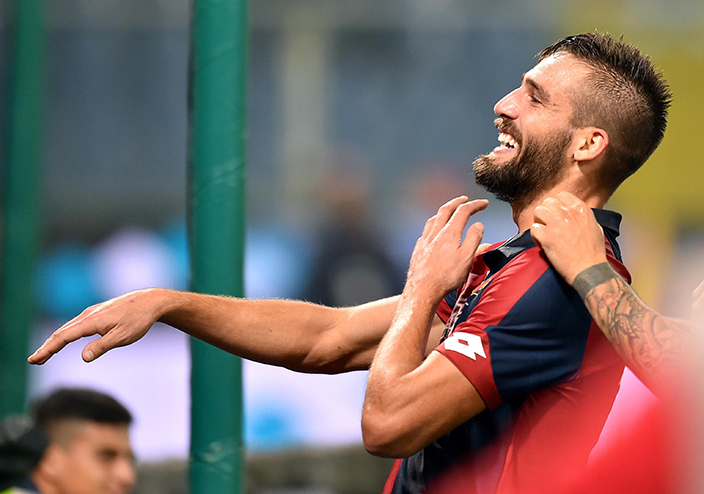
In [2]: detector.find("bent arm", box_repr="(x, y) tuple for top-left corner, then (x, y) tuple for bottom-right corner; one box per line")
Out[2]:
(572, 263), (692, 392)
(363, 197), (488, 457)
(362, 292), (485, 458)
(531, 192), (695, 393)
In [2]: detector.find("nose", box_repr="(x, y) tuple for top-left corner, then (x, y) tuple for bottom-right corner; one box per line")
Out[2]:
(493, 88), (519, 119)
(115, 458), (137, 492)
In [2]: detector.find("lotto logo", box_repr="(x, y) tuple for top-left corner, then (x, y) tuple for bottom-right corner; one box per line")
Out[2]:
(445, 333), (486, 360)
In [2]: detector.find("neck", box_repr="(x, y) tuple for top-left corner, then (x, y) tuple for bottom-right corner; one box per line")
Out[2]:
(510, 184), (608, 233)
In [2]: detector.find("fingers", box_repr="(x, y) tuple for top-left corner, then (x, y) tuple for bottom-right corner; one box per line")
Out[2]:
(532, 193), (592, 229)
(463, 198), (490, 216)
(461, 222), (485, 258)
(541, 196), (571, 216)
(424, 197), (488, 241)
(530, 222), (545, 247)
(406, 197), (489, 299)
(440, 200), (486, 258)
(28, 316), (99, 365)
(82, 332), (120, 362)
(476, 243), (492, 255)
(29, 318), (130, 364)
(428, 196), (470, 238)
(555, 191), (582, 207)
(448, 201), (488, 257)
(532, 203), (556, 226)
(444, 199), (489, 235)
(421, 215), (436, 239)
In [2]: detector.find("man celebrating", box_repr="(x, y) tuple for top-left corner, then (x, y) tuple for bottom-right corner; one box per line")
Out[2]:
(362, 33), (669, 493)
(29, 33), (671, 493)
(28, 389), (136, 494)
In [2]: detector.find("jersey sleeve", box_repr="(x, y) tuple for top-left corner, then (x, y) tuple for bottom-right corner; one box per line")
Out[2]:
(436, 247), (592, 410)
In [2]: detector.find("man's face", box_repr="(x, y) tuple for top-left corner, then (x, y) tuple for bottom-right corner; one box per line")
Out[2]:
(473, 54), (589, 205)
(47, 422), (136, 494)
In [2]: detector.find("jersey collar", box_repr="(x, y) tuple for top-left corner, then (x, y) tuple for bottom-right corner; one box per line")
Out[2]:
(481, 208), (623, 272)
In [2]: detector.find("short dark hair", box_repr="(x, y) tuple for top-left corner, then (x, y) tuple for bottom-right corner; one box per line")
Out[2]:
(538, 32), (672, 192)
(32, 388), (132, 434)
(0, 417), (48, 489)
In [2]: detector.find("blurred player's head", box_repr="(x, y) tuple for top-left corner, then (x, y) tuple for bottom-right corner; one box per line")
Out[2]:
(31, 388), (136, 494)
(474, 32), (671, 207)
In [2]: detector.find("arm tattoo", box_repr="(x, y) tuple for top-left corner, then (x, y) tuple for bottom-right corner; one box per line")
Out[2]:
(573, 263), (691, 384)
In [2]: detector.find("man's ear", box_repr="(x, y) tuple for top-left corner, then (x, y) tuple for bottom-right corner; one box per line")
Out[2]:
(34, 443), (65, 481)
(572, 127), (609, 162)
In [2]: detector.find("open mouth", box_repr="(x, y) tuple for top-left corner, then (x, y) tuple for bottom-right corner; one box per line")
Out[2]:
(492, 131), (519, 155)
(498, 132), (518, 149)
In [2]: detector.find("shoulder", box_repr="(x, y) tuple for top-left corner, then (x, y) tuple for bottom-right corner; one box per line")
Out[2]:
(491, 246), (551, 286)
(479, 246), (574, 316)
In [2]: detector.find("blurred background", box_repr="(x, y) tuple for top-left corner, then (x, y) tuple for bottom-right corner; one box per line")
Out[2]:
(1, 0), (703, 492)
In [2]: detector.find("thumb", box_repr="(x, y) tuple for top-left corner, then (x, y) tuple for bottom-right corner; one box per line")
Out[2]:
(476, 243), (493, 255)
(461, 222), (485, 257)
(82, 334), (117, 362)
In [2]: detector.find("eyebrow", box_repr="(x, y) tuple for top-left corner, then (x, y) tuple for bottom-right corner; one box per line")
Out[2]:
(521, 73), (550, 102)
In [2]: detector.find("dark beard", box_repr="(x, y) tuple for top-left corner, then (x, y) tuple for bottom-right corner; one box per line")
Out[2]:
(473, 129), (572, 207)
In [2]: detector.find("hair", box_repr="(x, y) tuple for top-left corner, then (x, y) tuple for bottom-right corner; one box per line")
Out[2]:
(538, 32), (672, 192)
(32, 388), (132, 445)
(0, 417), (48, 489)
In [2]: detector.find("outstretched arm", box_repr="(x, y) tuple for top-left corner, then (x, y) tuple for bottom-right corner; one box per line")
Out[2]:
(362, 197), (488, 458)
(29, 257), (452, 374)
(531, 192), (697, 394)
(28, 289), (400, 373)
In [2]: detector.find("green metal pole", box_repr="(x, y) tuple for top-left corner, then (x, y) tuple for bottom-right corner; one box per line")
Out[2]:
(0, 0), (46, 418)
(188, 0), (247, 492)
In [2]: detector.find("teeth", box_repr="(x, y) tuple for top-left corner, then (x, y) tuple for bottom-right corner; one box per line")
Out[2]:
(498, 133), (518, 149)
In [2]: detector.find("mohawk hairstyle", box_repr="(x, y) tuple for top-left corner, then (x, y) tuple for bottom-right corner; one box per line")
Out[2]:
(539, 32), (672, 192)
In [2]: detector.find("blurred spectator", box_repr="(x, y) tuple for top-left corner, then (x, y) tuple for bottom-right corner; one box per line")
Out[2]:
(28, 388), (136, 494)
(305, 168), (404, 307)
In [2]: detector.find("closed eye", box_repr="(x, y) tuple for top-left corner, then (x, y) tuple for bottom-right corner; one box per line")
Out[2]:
(522, 74), (550, 104)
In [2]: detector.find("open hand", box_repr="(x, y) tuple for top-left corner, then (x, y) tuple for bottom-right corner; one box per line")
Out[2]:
(531, 192), (606, 285)
(28, 288), (165, 365)
(405, 196), (488, 301)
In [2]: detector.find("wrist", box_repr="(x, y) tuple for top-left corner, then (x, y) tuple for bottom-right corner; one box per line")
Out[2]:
(141, 287), (178, 322)
(572, 262), (618, 300)
(401, 279), (446, 312)
(563, 253), (609, 285)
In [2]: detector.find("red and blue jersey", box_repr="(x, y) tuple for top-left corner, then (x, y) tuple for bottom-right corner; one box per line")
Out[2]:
(385, 209), (630, 494)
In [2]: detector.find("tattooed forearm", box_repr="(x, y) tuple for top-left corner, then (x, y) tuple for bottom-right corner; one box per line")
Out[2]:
(573, 263), (692, 389)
